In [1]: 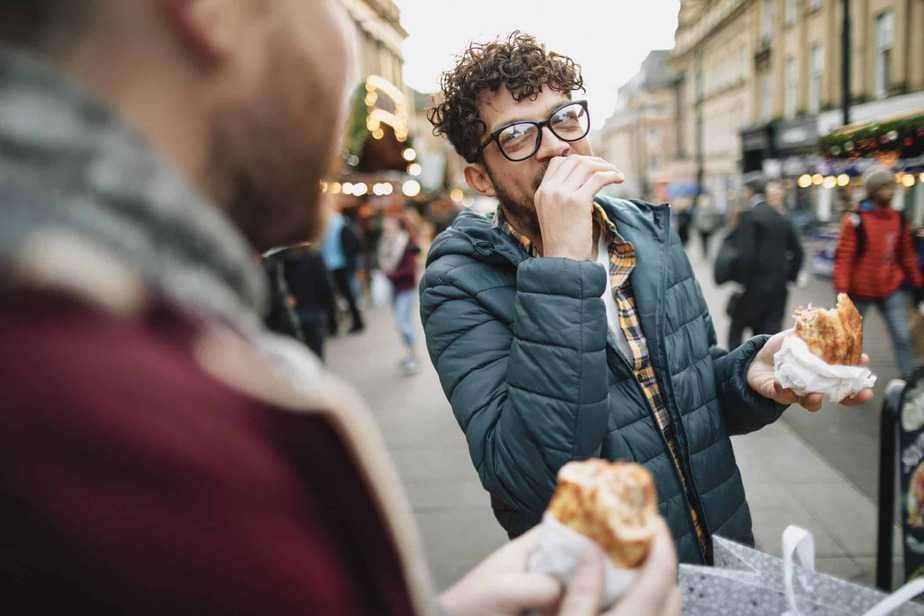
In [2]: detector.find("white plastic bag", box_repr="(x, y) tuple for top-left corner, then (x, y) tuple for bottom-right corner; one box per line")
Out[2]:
(371, 270), (392, 307)
(528, 513), (638, 609)
(783, 524), (924, 616)
(774, 336), (877, 403)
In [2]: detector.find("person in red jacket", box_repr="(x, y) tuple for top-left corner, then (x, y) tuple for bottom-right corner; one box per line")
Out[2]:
(834, 164), (924, 377)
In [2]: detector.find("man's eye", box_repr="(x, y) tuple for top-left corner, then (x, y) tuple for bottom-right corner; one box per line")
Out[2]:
(499, 125), (532, 145)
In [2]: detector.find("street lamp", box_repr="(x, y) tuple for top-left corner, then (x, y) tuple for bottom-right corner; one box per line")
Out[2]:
(841, 0), (851, 126)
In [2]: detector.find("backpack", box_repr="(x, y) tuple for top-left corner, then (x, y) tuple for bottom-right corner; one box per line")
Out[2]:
(846, 210), (907, 260)
(713, 227), (742, 285)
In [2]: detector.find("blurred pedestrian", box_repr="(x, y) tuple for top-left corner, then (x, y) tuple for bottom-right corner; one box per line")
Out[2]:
(379, 212), (421, 375)
(834, 164), (924, 378)
(320, 202), (365, 334)
(284, 245), (335, 360)
(675, 200), (693, 246)
(693, 194), (723, 260)
(0, 3), (681, 614)
(262, 246), (305, 341)
(727, 176), (804, 350)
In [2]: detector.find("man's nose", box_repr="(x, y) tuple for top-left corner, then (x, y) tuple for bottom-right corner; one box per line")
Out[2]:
(534, 126), (570, 161)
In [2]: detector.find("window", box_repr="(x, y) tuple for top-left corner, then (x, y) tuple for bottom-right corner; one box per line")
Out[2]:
(786, 0), (798, 24)
(875, 11), (895, 98)
(761, 71), (772, 121)
(784, 57), (798, 118)
(809, 45), (823, 113)
(761, 0), (774, 41)
(809, 0), (823, 11)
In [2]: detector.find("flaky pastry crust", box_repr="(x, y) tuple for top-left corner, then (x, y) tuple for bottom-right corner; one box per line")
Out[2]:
(546, 460), (657, 568)
(794, 293), (863, 366)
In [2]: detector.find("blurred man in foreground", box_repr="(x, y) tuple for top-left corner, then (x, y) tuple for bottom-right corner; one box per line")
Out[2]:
(0, 2), (678, 614)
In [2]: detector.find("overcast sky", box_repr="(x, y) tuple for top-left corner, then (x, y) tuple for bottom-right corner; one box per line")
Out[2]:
(395, 0), (681, 124)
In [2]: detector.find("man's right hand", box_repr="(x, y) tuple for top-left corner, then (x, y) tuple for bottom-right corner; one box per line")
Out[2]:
(534, 156), (624, 261)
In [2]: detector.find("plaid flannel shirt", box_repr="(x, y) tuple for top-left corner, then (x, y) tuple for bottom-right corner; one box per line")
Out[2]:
(495, 205), (708, 554)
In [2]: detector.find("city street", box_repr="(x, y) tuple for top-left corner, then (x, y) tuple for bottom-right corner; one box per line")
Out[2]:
(325, 232), (912, 592)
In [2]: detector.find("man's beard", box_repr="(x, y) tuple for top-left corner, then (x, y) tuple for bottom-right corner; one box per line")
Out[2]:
(207, 39), (340, 252)
(484, 161), (547, 239)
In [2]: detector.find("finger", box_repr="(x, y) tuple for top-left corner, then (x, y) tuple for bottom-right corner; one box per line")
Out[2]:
(493, 573), (562, 611)
(799, 393), (824, 412)
(576, 170), (626, 202)
(564, 158), (623, 189)
(541, 155), (582, 188)
(496, 526), (542, 563)
(663, 587), (683, 616)
(841, 389), (874, 406)
(861, 353), (870, 366)
(607, 518), (678, 615)
(558, 547), (604, 616)
(771, 382), (801, 405)
(537, 156), (567, 189)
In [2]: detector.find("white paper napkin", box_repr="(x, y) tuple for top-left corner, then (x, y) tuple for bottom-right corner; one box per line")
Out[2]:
(773, 336), (876, 403)
(528, 512), (638, 609)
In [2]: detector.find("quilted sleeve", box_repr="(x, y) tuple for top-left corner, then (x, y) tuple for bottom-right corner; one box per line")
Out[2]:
(420, 256), (610, 516)
(697, 283), (787, 435)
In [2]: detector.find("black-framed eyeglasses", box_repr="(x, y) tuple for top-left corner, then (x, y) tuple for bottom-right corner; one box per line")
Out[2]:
(475, 100), (591, 162)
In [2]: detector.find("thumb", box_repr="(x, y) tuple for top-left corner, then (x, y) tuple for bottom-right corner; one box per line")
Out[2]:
(558, 548), (604, 616)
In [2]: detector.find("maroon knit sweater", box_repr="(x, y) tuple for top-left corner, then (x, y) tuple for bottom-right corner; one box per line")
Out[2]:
(0, 289), (417, 615)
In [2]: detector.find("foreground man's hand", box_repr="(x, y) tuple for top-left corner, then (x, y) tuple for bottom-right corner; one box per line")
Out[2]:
(439, 527), (560, 616)
(535, 156), (624, 261)
(747, 330), (875, 412)
(556, 517), (681, 616)
(440, 517), (681, 616)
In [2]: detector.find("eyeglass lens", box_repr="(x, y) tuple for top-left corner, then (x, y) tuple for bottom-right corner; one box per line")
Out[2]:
(496, 102), (589, 161)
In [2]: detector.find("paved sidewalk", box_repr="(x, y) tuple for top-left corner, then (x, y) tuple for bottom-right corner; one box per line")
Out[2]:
(325, 244), (902, 591)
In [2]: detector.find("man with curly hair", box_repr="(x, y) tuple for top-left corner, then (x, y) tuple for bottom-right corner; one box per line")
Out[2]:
(420, 32), (873, 565)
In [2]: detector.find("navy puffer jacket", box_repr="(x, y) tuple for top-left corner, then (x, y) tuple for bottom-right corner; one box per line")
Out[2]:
(420, 196), (786, 564)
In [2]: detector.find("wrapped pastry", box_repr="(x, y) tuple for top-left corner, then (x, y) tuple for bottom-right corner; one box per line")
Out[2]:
(529, 459), (658, 607)
(546, 459), (657, 568)
(774, 294), (875, 403)
(793, 293), (863, 366)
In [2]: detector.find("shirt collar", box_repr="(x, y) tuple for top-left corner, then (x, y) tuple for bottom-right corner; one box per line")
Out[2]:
(494, 202), (621, 258)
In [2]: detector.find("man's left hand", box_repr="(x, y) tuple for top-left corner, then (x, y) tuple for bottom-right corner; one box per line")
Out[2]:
(746, 330), (874, 412)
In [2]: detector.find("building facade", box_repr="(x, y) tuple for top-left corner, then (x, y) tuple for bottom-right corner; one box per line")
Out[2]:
(338, 0), (407, 90)
(598, 51), (680, 201)
(670, 0), (754, 213)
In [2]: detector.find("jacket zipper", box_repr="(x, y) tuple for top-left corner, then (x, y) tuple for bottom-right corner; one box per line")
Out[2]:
(653, 209), (712, 565)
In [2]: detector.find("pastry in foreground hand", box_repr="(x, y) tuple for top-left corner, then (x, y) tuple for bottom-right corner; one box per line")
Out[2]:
(794, 293), (863, 366)
(546, 459), (657, 568)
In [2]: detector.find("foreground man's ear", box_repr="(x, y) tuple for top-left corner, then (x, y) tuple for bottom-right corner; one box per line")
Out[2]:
(464, 163), (497, 198)
(160, 0), (243, 63)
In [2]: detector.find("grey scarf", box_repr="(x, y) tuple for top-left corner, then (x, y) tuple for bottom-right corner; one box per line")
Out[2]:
(0, 47), (267, 327)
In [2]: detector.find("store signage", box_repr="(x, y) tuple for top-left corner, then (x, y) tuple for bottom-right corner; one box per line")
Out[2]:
(898, 370), (924, 581)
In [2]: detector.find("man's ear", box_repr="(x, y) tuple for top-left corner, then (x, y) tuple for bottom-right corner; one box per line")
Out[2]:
(464, 163), (497, 198)
(160, 0), (242, 63)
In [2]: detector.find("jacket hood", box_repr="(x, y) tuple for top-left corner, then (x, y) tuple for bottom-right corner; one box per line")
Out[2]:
(427, 196), (669, 267)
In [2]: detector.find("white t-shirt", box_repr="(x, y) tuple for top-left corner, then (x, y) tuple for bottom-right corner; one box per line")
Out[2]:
(596, 236), (633, 362)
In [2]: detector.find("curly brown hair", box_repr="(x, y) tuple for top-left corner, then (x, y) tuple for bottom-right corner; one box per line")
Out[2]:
(428, 32), (585, 163)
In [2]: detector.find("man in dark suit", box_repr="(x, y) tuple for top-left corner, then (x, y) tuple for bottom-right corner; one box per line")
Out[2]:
(728, 175), (804, 349)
